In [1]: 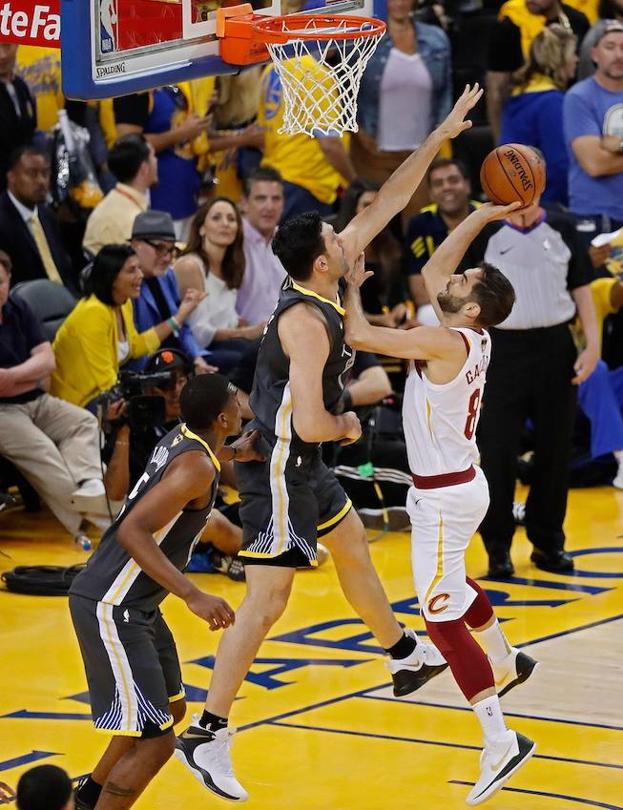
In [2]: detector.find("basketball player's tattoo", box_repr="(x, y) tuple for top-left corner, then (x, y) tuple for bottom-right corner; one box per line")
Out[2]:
(103, 781), (136, 797)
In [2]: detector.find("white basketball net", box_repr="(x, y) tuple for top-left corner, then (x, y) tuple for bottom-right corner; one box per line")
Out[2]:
(264, 18), (384, 137)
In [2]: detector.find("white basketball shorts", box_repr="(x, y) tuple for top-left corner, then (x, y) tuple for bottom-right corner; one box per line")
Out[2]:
(407, 466), (490, 623)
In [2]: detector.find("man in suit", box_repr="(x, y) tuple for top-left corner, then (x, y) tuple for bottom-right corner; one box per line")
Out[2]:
(0, 145), (78, 292)
(129, 210), (212, 373)
(0, 44), (36, 190)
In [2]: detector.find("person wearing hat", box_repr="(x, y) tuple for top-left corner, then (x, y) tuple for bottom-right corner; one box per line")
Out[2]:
(564, 20), (623, 241)
(129, 210), (213, 375)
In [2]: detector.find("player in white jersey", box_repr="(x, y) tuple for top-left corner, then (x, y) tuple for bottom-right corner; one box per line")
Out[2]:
(345, 202), (540, 805)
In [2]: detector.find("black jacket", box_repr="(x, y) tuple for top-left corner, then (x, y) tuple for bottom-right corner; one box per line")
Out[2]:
(0, 77), (36, 190)
(0, 192), (78, 293)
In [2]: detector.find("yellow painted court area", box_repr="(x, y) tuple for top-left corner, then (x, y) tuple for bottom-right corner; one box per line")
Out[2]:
(1, 483), (622, 809)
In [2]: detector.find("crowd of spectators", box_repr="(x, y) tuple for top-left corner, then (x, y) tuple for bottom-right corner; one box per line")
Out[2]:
(1, 0), (623, 580)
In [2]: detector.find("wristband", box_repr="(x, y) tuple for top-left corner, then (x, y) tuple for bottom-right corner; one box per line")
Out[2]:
(168, 316), (180, 333)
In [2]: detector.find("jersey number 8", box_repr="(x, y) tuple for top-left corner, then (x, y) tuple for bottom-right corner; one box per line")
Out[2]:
(464, 389), (482, 440)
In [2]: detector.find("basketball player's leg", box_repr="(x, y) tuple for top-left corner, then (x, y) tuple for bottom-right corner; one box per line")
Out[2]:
(174, 563), (295, 801)
(317, 464), (447, 690)
(69, 596), (182, 809)
(206, 564), (295, 718)
(410, 474), (535, 804)
(94, 731), (176, 809)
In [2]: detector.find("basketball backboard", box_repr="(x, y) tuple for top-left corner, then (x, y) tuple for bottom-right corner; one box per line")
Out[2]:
(60, 0), (374, 99)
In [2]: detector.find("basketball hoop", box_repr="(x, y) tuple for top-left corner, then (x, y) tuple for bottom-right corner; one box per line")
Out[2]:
(217, 5), (386, 137)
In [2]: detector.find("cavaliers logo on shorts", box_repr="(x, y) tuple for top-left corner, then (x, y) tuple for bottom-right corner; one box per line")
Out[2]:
(428, 593), (451, 615)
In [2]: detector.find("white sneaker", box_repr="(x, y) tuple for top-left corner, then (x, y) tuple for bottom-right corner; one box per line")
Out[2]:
(466, 730), (535, 805)
(612, 468), (623, 490)
(71, 479), (108, 515)
(175, 715), (248, 801)
(491, 649), (539, 698)
(387, 629), (448, 697)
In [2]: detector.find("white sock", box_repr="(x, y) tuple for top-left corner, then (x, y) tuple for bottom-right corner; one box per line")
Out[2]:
(473, 695), (508, 746)
(476, 619), (512, 665)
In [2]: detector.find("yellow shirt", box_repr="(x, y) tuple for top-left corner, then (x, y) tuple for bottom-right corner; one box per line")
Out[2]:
(51, 296), (160, 407)
(573, 277), (618, 352)
(564, 0), (598, 23)
(257, 60), (347, 205)
(16, 46), (63, 132)
(498, 0), (596, 56)
(82, 184), (148, 257)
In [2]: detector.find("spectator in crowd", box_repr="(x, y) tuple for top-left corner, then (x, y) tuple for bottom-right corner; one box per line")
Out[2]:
(0, 145), (77, 291)
(129, 210), (212, 373)
(337, 180), (409, 327)
(83, 134), (158, 257)
(487, 0), (589, 140)
(563, 20), (623, 242)
(0, 250), (106, 547)
(354, 0), (452, 217)
(404, 158), (488, 319)
(0, 44), (36, 190)
(102, 347), (244, 579)
(174, 198), (264, 372)
(15, 45), (62, 134)
(232, 58), (356, 222)
(114, 84), (213, 240)
(478, 186), (599, 578)
(575, 273), (623, 487)
(16, 765), (73, 810)
(501, 24), (577, 205)
(578, 0), (623, 78)
(51, 244), (202, 408)
(235, 167), (286, 325)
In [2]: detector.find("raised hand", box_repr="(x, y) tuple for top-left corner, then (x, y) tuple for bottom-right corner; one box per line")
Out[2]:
(345, 252), (374, 289)
(475, 201), (523, 222)
(438, 84), (484, 140)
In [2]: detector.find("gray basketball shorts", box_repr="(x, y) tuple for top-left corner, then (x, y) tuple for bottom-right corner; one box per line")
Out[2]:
(236, 435), (352, 569)
(69, 595), (184, 738)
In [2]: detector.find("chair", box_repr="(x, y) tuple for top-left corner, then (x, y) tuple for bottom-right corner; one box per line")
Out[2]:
(11, 279), (77, 342)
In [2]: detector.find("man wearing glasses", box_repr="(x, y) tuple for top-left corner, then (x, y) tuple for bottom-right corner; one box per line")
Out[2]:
(130, 211), (214, 374)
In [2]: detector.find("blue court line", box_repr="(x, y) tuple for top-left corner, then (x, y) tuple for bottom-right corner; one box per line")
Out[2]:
(358, 694), (623, 733)
(0, 751), (60, 773)
(450, 781), (623, 810)
(514, 612), (623, 649)
(268, 720), (623, 772)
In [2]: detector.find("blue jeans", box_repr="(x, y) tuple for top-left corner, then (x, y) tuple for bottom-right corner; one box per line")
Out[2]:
(208, 338), (252, 374)
(578, 361), (623, 458)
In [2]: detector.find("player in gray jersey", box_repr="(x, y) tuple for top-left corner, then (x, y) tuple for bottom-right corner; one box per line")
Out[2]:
(176, 86), (486, 802)
(70, 373), (262, 810)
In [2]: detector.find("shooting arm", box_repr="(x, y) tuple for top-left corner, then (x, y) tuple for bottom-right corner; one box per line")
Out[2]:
(344, 280), (461, 361)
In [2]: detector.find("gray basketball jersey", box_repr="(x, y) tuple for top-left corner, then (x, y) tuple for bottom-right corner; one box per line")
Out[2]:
(250, 278), (355, 452)
(70, 424), (220, 610)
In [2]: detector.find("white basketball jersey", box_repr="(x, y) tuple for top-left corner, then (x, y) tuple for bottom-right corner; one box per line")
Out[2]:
(403, 327), (491, 477)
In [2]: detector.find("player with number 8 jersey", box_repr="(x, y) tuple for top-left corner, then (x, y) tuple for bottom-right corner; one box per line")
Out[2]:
(344, 199), (541, 805)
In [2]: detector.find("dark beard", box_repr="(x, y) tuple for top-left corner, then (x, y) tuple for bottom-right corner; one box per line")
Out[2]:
(437, 290), (464, 314)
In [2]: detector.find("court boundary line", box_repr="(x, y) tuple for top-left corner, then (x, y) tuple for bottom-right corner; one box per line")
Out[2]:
(449, 780), (623, 810)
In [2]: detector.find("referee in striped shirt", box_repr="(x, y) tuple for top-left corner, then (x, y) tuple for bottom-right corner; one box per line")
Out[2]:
(478, 191), (599, 578)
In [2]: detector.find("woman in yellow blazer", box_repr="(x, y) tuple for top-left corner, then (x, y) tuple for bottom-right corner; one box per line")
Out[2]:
(51, 244), (203, 408)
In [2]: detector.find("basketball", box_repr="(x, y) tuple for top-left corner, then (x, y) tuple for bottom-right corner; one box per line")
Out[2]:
(480, 144), (546, 208)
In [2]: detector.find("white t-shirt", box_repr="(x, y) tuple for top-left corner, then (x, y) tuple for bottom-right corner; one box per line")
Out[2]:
(186, 256), (239, 347)
(377, 49), (433, 152)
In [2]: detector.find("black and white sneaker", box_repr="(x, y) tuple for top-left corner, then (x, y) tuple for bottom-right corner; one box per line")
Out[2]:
(387, 629), (449, 697)
(491, 650), (539, 698)
(175, 715), (248, 801)
(466, 730), (536, 805)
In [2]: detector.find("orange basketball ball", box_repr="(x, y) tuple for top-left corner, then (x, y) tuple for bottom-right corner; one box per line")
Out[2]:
(480, 144), (546, 207)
